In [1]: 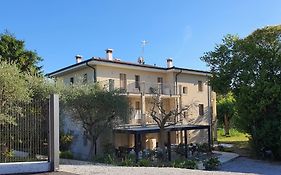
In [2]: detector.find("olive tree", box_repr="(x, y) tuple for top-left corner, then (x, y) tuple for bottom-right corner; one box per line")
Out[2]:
(61, 83), (130, 159)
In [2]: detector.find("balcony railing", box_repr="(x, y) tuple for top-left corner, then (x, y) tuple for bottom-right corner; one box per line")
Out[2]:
(105, 79), (176, 95)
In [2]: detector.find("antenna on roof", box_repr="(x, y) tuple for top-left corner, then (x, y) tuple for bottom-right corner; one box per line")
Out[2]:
(141, 40), (149, 58)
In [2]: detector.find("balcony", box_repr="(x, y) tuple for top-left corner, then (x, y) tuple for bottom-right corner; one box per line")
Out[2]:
(107, 79), (177, 96)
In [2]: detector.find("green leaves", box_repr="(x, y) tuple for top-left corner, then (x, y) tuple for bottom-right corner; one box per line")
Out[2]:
(0, 32), (42, 75)
(201, 25), (281, 159)
(61, 82), (130, 157)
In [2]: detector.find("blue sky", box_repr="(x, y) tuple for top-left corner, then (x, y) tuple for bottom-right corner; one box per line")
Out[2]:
(1, 0), (280, 73)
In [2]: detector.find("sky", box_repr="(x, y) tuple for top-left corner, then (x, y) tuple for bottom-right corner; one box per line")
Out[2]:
(0, 0), (280, 73)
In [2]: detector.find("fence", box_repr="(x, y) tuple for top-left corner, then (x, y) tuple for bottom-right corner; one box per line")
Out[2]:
(0, 94), (59, 174)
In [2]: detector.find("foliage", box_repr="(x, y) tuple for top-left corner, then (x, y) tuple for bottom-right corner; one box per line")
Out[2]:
(103, 154), (117, 165)
(197, 143), (211, 153)
(61, 82), (130, 159)
(203, 157), (220, 170)
(137, 158), (151, 167)
(119, 154), (135, 166)
(217, 92), (237, 135)
(60, 132), (73, 151)
(172, 159), (198, 169)
(175, 143), (186, 157)
(201, 25), (281, 160)
(0, 32), (42, 74)
(60, 151), (74, 159)
(0, 62), (32, 125)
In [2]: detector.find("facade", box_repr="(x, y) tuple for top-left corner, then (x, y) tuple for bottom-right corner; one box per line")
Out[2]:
(48, 49), (217, 159)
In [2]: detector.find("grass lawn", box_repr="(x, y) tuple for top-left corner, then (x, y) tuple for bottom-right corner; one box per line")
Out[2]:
(216, 128), (252, 157)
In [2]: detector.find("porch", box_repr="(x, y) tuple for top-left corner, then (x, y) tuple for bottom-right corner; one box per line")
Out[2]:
(113, 124), (211, 161)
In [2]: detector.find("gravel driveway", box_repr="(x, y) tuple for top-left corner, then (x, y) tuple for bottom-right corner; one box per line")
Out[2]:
(36, 158), (281, 175)
(220, 157), (281, 175)
(57, 159), (253, 175)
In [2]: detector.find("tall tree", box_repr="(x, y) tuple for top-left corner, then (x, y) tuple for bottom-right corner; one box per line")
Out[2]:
(0, 32), (42, 74)
(201, 25), (281, 159)
(62, 83), (130, 159)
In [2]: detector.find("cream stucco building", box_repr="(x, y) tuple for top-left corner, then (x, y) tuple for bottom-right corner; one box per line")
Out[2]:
(48, 49), (217, 159)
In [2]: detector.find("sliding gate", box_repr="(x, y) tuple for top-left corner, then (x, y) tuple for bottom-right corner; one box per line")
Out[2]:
(0, 94), (59, 174)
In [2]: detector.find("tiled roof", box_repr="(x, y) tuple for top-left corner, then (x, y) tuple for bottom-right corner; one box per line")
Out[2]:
(46, 57), (210, 77)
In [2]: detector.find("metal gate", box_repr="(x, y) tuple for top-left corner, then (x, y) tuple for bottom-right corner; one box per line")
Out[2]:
(0, 94), (59, 174)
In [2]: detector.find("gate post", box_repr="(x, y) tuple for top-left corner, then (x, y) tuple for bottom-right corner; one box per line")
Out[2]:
(49, 94), (59, 171)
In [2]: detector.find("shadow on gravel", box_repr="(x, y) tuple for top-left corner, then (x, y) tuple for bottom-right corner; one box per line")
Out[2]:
(31, 171), (78, 175)
(220, 157), (281, 175)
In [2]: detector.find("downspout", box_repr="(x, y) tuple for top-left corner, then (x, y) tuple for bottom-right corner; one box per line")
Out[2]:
(175, 69), (183, 123)
(175, 69), (183, 95)
(86, 61), (97, 83)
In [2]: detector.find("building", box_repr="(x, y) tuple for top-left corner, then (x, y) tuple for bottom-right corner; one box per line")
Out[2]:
(47, 49), (217, 159)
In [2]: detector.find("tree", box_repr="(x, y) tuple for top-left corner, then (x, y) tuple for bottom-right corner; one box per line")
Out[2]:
(0, 32), (42, 74)
(61, 83), (130, 159)
(217, 92), (237, 136)
(201, 25), (281, 159)
(0, 62), (32, 125)
(149, 93), (194, 152)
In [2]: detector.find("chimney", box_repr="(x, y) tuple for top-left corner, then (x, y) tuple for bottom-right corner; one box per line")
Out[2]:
(75, 55), (83, 63)
(105, 48), (113, 60)
(167, 58), (173, 68)
(137, 57), (145, 64)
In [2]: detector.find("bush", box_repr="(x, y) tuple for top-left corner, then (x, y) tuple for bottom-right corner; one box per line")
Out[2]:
(172, 159), (198, 169)
(104, 154), (117, 165)
(138, 158), (151, 167)
(197, 143), (211, 153)
(60, 151), (73, 159)
(119, 154), (135, 166)
(175, 143), (186, 157)
(60, 132), (73, 151)
(203, 157), (220, 170)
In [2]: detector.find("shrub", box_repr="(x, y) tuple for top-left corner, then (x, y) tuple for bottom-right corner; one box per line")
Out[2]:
(138, 158), (151, 167)
(60, 151), (73, 159)
(60, 132), (73, 151)
(203, 157), (220, 170)
(172, 159), (198, 169)
(119, 154), (135, 166)
(104, 154), (117, 165)
(197, 143), (211, 153)
(175, 143), (186, 157)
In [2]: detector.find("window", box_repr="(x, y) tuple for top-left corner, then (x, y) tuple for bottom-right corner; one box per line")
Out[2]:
(198, 81), (203, 92)
(109, 79), (114, 91)
(70, 77), (74, 84)
(135, 75), (140, 89)
(135, 101), (140, 110)
(120, 73), (127, 90)
(199, 104), (204, 116)
(183, 86), (187, 94)
(157, 77), (163, 94)
(83, 73), (87, 83)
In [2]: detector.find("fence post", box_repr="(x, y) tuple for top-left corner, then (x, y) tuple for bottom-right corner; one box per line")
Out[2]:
(49, 94), (59, 171)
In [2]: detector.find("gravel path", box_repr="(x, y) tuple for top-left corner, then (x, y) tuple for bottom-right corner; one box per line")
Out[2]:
(220, 157), (281, 175)
(58, 159), (254, 175)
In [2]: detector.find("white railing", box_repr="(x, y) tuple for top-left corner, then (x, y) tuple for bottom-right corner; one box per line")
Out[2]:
(104, 79), (176, 95)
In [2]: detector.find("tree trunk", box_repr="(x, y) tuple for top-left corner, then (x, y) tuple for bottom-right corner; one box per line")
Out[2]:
(224, 114), (230, 136)
(88, 137), (95, 160)
(159, 127), (166, 150)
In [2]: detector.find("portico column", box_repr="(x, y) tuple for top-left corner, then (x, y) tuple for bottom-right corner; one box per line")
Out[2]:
(141, 92), (146, 126)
